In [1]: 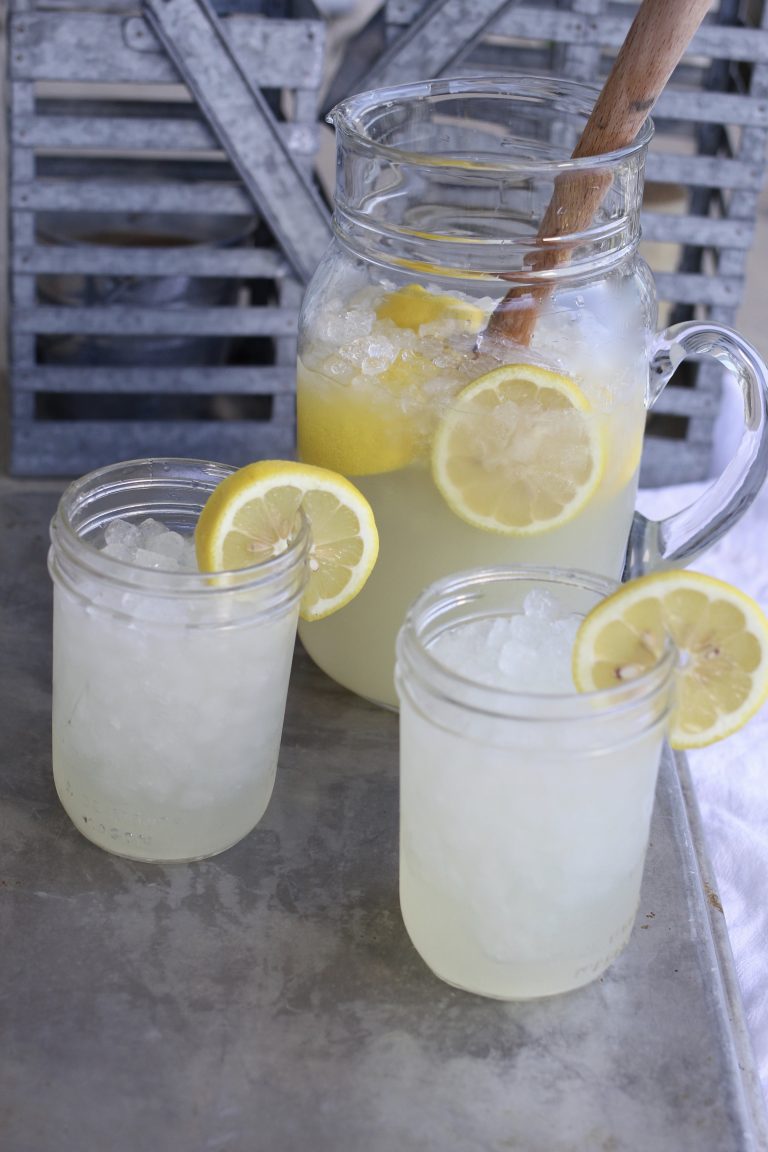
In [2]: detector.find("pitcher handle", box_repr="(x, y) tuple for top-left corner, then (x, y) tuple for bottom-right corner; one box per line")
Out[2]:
(623, 321), (768, 580)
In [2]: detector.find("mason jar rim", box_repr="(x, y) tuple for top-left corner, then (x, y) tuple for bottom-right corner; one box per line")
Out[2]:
(329, 75), (655, 174)
(395, 565), (676, 725)
(49, 457), (310, 601)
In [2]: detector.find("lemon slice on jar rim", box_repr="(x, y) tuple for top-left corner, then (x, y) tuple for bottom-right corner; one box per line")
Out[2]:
(431, 363), (605, 535)
(572, 569), (768, 749)
(195, 460), (379, 621)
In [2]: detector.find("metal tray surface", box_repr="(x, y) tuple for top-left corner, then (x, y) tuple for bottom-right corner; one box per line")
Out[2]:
(1, 480), (767, 1152)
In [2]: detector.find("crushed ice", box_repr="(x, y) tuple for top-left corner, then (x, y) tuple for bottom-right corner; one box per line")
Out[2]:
(428, 589), (580, 694)
(101, 517), (198, 572)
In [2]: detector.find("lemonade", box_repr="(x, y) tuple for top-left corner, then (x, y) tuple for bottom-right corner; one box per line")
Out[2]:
(298, 282), (647, 706)
(299, 76), (768, 707)
(395, 568), (675, 999)
(48, 459), (309, 863)
(49, 457), (379, 863)
(51, 526), (300, 863)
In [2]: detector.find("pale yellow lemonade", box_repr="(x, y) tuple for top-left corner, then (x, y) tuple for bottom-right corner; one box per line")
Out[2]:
(51, 519), (300, 862)
(298, 282), (648, 706)
(49, 457), (377, 864)
(395, 584), (672, 999)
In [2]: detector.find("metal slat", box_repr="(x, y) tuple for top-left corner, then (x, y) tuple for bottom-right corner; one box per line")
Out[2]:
(640, 212), (753, 248)
(12, 179), (254, 214)
(643, 153), (765, 191)
(363, 0), (512, 90)
(553, 11), (768, 61)
(11, 111), (166, 149)
(11, 319), (36, 357)
(10, 12), (325, 89)
(10, 80), (34, 117)
(13, 115), (318, 158)
(556, 0), (603, 84)
(13, 305), (299, 338)
(429, 67), (768, 127)
(647, 385), (722, 418)
(714, 13), (768, 281)
(14, 245), (286, 278)
(387, 0), (768, 63)
(460, 55), (729, 96)
(652, 89), (768, 128)
(10, 421), (298, 477)
(13, 365), (296, 394)
(639, 438), (712, 485)
(142, 0), (332, 284)
(653, 272), (743, 306)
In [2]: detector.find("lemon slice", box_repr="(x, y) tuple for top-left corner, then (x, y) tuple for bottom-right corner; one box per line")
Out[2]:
(572, 570), (768, 749)
(195, 461), (379, 621)
(431, 364), (604, 535)
(375, 284), (486, 333)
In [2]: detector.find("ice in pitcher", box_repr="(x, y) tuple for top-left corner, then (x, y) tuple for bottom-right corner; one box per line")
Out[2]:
(298, 282), (648, 707)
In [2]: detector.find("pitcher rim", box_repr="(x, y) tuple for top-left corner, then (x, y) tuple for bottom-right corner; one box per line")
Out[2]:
(328, 74), (655, 171)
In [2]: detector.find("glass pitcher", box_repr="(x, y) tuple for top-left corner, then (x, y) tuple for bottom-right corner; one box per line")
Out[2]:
(296, 76), (768, 708)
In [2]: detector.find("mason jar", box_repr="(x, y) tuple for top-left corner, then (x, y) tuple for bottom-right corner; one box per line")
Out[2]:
(395, 565), (675, 999)
(296, 75), (768, 708)
(48, 458), (308, 862)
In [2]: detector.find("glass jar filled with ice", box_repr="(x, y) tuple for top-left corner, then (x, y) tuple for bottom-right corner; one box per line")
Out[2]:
(395, 566), (675, 999)
(48, 458), (308, 862)
(297, 76), (768, 708)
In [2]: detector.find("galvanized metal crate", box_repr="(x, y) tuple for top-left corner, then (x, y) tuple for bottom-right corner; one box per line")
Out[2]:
(346, 0), (768, 486)
(7, 0), (329, 476)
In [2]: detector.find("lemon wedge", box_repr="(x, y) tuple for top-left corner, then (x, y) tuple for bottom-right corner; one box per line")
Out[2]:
(195, 461), (379, 621)
(431, 364), (604, 535)
(375, 284), (486, 333)
(572, 570), (768, 749)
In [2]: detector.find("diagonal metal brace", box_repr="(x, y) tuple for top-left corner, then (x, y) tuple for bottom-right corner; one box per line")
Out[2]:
(142, 0), (332, 285)
(363, 0), (517, 90)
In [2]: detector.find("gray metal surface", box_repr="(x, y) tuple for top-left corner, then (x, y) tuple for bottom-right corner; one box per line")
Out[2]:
(363, 0), (511, 91)
(142, 0), (332, 283)
(1, 475), (767, 1152)
(7, 0), (328, 476)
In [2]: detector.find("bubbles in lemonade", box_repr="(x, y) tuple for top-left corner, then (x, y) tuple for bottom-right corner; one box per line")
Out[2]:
(297, 281), (648, 706)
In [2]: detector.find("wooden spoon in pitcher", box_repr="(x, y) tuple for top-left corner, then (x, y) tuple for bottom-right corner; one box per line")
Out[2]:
(485, 0), (713, 347)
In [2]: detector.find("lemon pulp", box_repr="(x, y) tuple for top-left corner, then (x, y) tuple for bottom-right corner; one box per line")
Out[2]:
(431, 364), (605, 536)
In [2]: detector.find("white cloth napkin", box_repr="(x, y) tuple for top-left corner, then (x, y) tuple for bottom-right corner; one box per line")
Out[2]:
(637, 480), (768, 1105)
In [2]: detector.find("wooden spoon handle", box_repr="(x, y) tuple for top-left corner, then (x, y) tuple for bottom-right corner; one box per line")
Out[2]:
(487, 0), (713, 346)
(575, 0), (713, 156)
